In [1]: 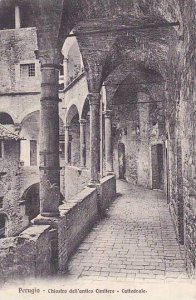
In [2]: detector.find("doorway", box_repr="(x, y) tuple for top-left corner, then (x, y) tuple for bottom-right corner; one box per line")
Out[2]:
(151, 143), (164, 190)
(118, 143), (126, 180)
(24, 183), (40, 221)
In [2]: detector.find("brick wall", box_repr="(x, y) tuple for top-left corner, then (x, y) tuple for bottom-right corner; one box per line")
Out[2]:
(60, 187), (98, 258)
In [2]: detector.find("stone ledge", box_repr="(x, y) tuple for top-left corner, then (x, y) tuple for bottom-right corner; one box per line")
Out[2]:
(19, 224), (51, 241)
(60, 186), (97, 216)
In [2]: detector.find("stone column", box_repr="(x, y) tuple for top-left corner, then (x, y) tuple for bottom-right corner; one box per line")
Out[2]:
(63, 58), (68, 87)
(79, 119), (86, 168)
(15, 6), (21, 29)
(39, 50), (62, 217)
(64, 125), (70, 164)
(88, 93), (101, 184)
(104, 110), (113, 174)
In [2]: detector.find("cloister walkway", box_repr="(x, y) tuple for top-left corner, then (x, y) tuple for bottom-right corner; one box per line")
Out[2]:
(66, 180), (188, 282)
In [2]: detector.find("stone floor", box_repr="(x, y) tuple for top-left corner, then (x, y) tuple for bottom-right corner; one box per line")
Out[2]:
(66, 180), (188, 283)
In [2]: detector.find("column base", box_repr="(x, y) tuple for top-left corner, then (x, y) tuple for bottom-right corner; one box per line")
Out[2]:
(32, 213), (61, 227)
(106, 171), (115, 176)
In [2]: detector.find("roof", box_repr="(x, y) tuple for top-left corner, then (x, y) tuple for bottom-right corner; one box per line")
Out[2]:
(0, 124), (20, 141)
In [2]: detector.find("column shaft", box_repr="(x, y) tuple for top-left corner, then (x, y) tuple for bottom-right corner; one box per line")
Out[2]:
(63, 58), (68, 87)
(15, 6), (21, 29)
(39, 62), (60, 217)
(88, 93), (101, 184)
(64, 126), (70, 164)
(104, 110), (113, 174)
(79, 119), (86, 167)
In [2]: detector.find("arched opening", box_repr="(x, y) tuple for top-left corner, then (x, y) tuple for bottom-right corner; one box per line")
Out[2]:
(20, 111), (39, 166)
(22, 183), (40, 221)
(0, 113), (14, 125)
(69, 114), (80, 166)
(81, 99), (90, 169)
(118, 143), (126, 180)
(67, 41), (82, 84)
(66, 105), (80, 167)
(0, 213), (8, 238)
(20, 112), (65, 167)
(62, 34), (83, 88)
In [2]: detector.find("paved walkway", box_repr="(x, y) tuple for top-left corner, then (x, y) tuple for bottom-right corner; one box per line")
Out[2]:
(67, 180), (188, 282)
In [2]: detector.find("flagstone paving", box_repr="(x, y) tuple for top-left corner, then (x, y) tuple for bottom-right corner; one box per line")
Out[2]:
(66, 180), (188, 283)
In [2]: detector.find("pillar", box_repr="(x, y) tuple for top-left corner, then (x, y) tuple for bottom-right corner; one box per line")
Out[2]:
(64, 125), (70, 164)
(88, 93), (101, 184)
(79, 119), (86, 168)
(63, 58), (68, 87)
(104, 110), (113, 174)
(39, 50), (62, 217)
(15, 6), (21, 29)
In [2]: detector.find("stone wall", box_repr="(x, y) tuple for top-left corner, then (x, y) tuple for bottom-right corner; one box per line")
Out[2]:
(178, 2), (196, 278)
(112, 93), (165, 189)
(0, 27), (40, 94)
(163, 1), (196, 277)
(0, 224), (52, 286)
(0, 175), (116, 283)
(0, 140), (29, 236)
(98, 175), (116, 213)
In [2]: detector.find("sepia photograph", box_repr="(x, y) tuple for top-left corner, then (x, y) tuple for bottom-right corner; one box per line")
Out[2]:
(0, 1), (195, 299)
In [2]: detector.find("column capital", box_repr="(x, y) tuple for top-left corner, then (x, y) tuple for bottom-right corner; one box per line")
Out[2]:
(35, 48), (63, 69)
(87, 93), (101, 106)
(79, 118), (87, 125)
(103, 110), (112, 118)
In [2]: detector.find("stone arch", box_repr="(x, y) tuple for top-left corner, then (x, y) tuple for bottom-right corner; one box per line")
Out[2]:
(81, 98), (90, 120)
(62, 32), (84, 86)
(20, 110), (40, 166)
(80, 98), (90, 169)
(0, 213), (9, 238)
(106, 62), (164, 107)
(66, 104), (80, 166)
(21, 183), (40, 221)
(62, 32), (78, 59)
(66, 104), (79, 126)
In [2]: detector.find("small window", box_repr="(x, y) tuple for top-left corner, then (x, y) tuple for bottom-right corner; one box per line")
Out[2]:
(20, 63), (35, 78)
